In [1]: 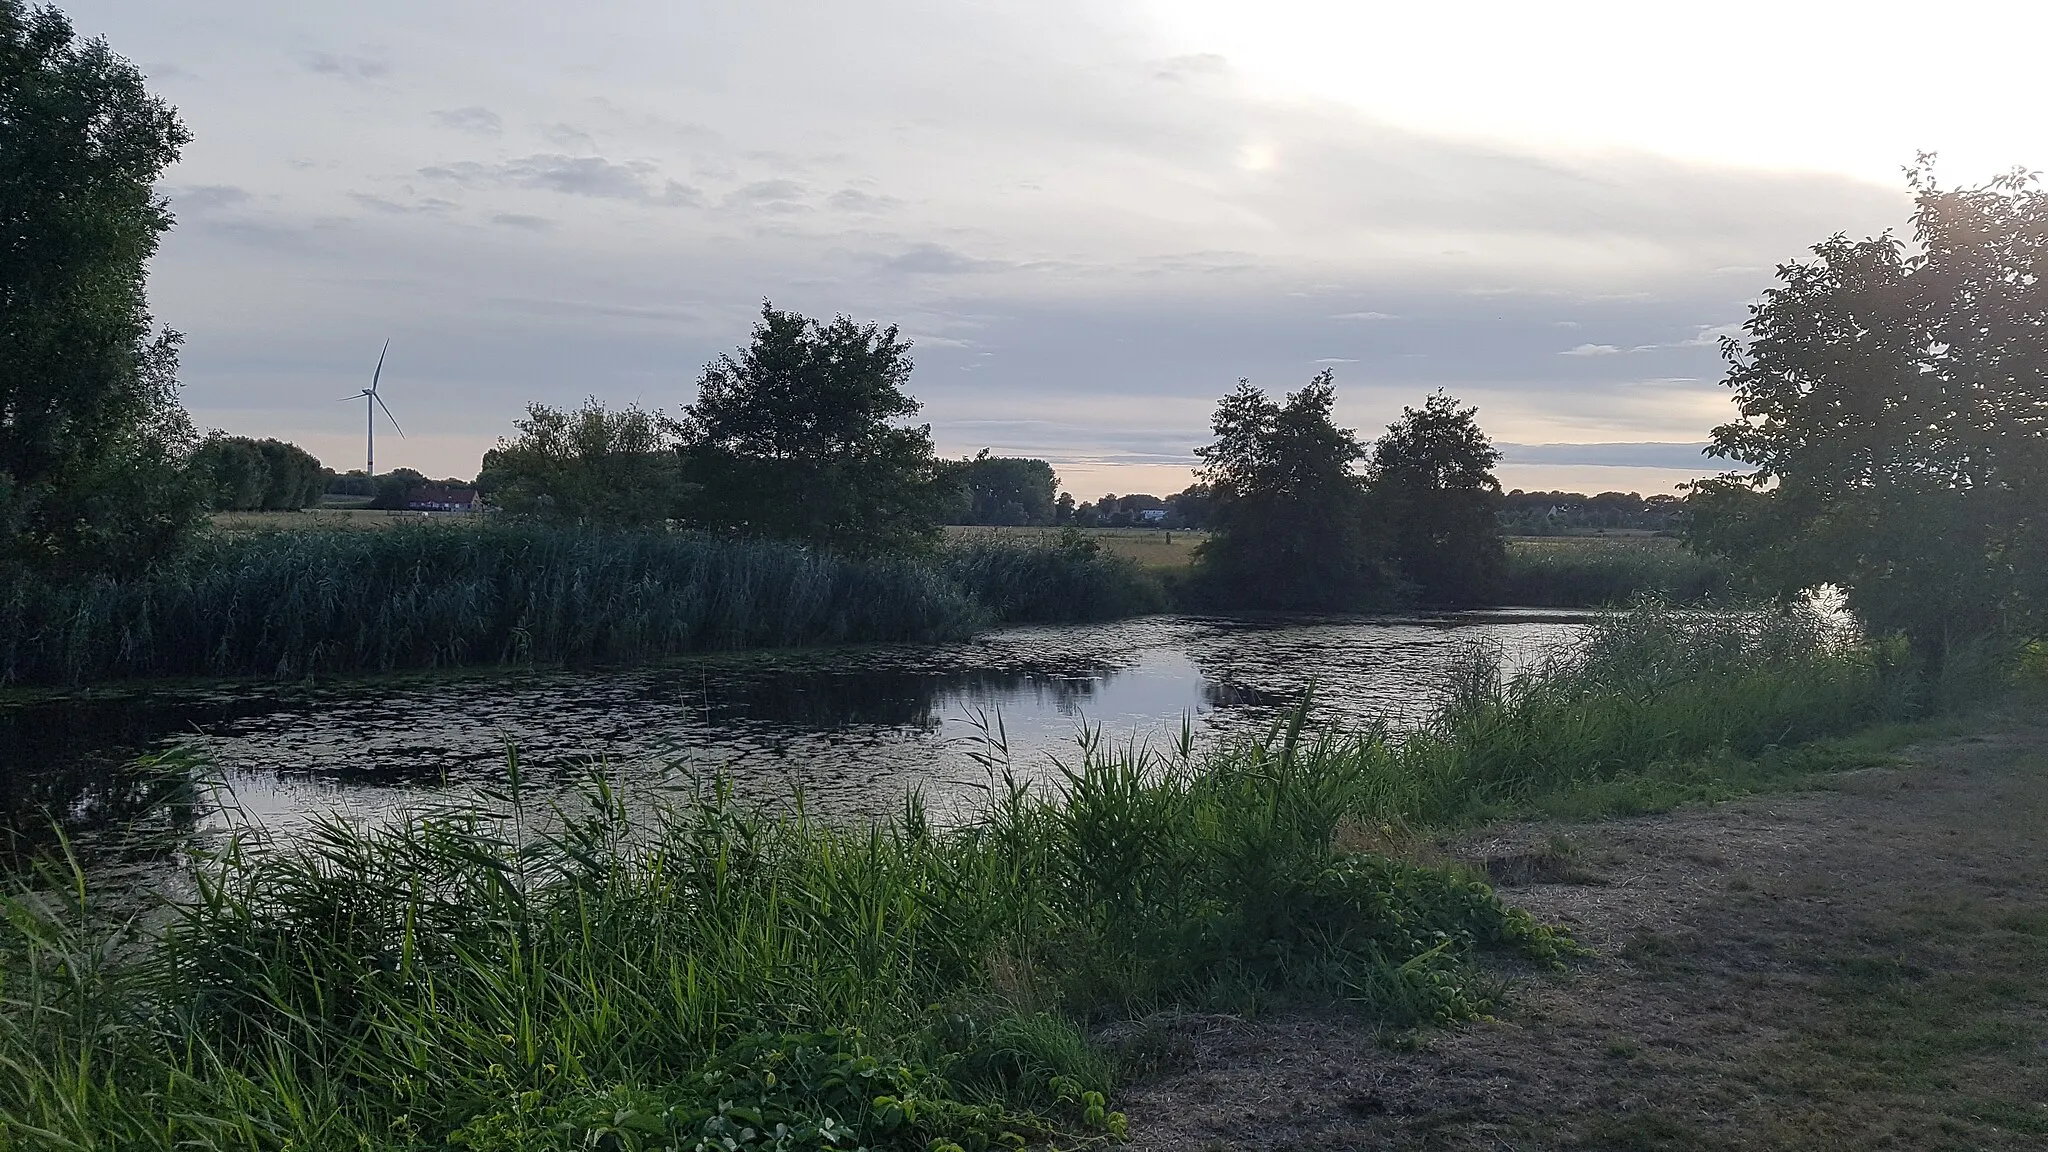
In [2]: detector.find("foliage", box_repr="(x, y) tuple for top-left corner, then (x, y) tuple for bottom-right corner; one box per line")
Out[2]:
(1192, 370), (1402, 610)
(944, 452), (1058, 526)
(368, 466), (427, 509)
(0, 2), (207, 575)
(188, 435), (325, 511)
(684, 303), (950, 553)
(1501, 539), (1747, 607)
(1370, 392), (1507, 605)
(1497, 489), (1687, 536)
(478, 399), (690, 525)
(1691, 162), (2048, 662)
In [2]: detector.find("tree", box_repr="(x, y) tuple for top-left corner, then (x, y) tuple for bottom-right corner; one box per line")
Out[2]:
(681, 302), (948, 552)
(1369, 392), (1507, 604)
(1690, 163), (2048, 659)
(368, 468), (425, 510)
(1192, 370), (1399, 610)
(1, 2), (206, 573)
(190, 435), (324, 511)
(946, 450), (1058, 525)
(477, 399), (688, 524)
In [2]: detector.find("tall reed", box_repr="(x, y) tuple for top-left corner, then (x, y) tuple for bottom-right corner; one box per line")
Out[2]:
(0, 524), (1183, 686)
(1501, 538), (1747, 606)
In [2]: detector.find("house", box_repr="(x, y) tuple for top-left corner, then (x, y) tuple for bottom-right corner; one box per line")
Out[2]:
(405, 484), (482, 512)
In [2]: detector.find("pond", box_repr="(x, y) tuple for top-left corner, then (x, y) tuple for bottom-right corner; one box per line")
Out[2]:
(0, 610), (1595, 839)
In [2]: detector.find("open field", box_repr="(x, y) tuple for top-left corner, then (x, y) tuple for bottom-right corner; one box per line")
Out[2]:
(210, 507), (461, 531)
(947, 524), (1208, 570)
(1122, 705), (2048, 1149)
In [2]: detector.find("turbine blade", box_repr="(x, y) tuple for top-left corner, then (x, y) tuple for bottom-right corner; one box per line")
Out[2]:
(370, 339), (390, 393)
(375, 391), (405, 437)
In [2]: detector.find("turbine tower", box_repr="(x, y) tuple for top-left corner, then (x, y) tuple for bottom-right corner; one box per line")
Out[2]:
(342, 341), (404, 476)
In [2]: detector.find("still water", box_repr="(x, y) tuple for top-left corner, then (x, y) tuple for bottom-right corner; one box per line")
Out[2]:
(1, 611), (1593, 833)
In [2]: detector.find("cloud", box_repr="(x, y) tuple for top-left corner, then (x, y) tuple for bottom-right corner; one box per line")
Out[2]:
(880, 243), (1006, 274)
(489, 213), (554, 231)
(828, 188), (902, 213)
(541, 122), (596, 150)
(349, 193), (458, 215)
(433, 106), (502, 136)
(420, 154), (703, 206)
(1674, 321), (1745, 347)
(722, 179), (808, 212)
(1313, 357), (1359, 363)
(168, 184), (252, 214)
(306, 51), (388, 79)
(1331, 311), (1397, 321)
(1560, 343), (1623, 356)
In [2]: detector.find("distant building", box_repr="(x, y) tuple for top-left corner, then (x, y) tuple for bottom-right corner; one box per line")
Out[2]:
(405, 484), (481, 512)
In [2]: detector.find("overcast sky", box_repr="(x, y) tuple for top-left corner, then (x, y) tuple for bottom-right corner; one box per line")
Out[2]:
(67, 0), (2048, 496)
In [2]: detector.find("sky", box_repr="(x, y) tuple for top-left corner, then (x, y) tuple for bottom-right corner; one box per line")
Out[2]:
(65, 0), (2048, 497)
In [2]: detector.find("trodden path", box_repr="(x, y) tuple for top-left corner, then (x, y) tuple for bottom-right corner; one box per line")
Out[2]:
(1120, 709), (2048, 1150)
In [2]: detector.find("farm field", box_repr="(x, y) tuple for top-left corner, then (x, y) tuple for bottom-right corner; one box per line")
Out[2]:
(208, 507), (453, 531)
(942, 523), (1208, 570)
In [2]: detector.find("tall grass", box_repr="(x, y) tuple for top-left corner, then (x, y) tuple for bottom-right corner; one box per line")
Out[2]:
(937, 530), (1164, 622)
(0, 524), (1164, 686)
(1363, 603), (1883, 822)
(0, 730), (1567, 1150)
(1501, 538), (1747, 606)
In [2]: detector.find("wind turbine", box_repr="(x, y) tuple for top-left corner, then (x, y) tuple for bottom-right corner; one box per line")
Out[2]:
(341, 340), (404, 476)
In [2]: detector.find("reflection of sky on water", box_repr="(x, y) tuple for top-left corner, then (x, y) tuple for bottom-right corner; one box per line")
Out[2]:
(1, 611), (1593, 833)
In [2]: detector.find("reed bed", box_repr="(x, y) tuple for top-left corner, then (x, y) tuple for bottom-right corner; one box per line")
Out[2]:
(0, 524), (1162, 686)
(1501, 538), (1747, 606)
(936, 531), (1166, 623)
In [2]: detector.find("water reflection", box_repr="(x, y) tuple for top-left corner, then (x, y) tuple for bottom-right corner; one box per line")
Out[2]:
(0, 611), (1594, 837)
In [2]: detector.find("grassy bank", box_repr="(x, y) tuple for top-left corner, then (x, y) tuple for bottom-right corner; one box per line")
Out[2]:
(2, 733), (1568, 1150)
(0, 524), (1157, 686)
(0, 606), (1953, 1150)
(1501, 537), (1747, 607)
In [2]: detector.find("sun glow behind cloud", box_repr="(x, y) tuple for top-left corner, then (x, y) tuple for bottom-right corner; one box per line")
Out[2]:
(1139, 1), (2048, 185)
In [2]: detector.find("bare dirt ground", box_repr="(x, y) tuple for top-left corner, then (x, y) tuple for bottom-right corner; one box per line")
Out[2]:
(1118, 709), (2048, 1150)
